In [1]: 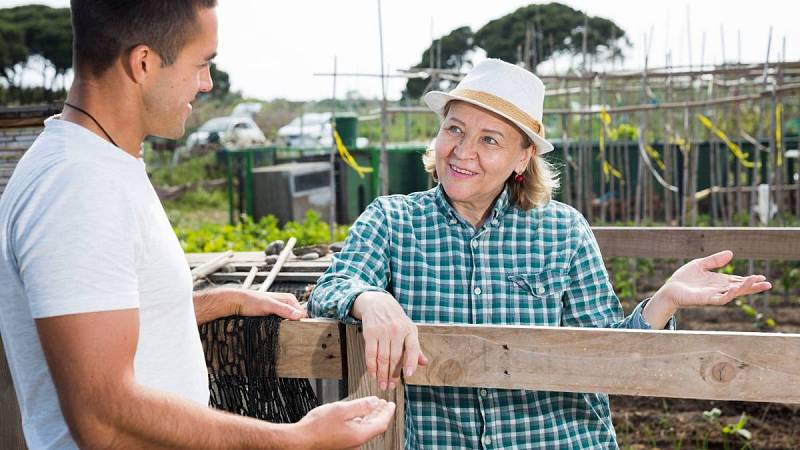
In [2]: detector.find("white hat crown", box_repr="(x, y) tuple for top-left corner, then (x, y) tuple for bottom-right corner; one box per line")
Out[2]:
(423, 58), (554, 154)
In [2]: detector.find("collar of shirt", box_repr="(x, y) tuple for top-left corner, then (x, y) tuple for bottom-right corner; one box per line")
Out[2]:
(434, 183), (511, 231)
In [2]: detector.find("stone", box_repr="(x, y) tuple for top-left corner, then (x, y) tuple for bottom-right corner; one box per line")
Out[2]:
(300, 252), (320, 260)
(265, 240), (285, 256)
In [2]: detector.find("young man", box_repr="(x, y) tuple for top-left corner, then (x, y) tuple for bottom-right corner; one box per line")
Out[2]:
(0, 1), (394, 448)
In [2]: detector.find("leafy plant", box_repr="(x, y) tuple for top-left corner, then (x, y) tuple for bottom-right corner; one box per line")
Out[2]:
(174, 209), (349, 253)
(703, 408), (753, 450)
(734, 299), (775, 329)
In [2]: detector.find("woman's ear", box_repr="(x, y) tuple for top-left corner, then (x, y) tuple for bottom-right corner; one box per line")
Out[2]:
(516, 143), (535, 174)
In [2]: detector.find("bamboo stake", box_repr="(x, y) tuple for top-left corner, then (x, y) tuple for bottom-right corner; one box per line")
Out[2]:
(599, 75), (607, 223)
(623, 140), (632, 223)
(664, 52), (674, 224)
(258, 237), (297, 293)
(191, 251), (234, 281)
(241, 265), (258, 290)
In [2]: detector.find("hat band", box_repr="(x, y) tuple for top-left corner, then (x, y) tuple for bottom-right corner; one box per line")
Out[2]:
(450, 88), (546, 139)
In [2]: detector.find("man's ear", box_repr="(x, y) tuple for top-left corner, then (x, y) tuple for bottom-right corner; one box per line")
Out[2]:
(126, 44), (159, 84)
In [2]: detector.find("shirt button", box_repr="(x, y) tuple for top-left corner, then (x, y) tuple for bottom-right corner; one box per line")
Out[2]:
(471, 240), (479, 248)
(449, 219), (457, 225)
(535, 286), (545, 295)
(474, 287), (482, 295)
(492, 219), (499, 226)
(483, 436), (492, 446)
(479, 388), (488, 397)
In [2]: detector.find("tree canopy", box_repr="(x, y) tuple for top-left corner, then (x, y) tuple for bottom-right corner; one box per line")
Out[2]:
(0, 5), (72, 88)
(404, 2), (628, 99)
(0, 4), (233, 104)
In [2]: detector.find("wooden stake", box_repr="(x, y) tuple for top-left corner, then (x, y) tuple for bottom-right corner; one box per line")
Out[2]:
(259, 237), (297, 293)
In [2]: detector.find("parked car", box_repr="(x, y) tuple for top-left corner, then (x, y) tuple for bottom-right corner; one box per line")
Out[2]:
(186, 116), (267, 151)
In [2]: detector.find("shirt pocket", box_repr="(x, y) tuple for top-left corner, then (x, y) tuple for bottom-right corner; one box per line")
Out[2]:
(506, 270), (568, 326)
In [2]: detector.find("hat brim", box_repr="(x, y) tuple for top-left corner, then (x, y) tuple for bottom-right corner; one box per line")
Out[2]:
(423, 90), (555, 155)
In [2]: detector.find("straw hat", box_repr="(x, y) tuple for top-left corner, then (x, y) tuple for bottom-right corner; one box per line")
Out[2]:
(423, 58), (554, 154)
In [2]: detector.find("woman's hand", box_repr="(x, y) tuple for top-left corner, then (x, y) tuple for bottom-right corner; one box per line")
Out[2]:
(644, 250), (772, 328)
(351, 292), (428, 390)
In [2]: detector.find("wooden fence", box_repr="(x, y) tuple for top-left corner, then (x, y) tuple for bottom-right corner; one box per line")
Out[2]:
(2, 227), (800, 449)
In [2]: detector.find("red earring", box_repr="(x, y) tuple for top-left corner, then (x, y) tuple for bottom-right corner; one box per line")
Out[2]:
(514, 173), (524, 183)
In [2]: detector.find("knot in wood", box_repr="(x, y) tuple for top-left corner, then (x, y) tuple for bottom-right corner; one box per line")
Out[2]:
(699, 353), (744, 385)
(430, 359), (464, 384)
(710, 361), (737, 383)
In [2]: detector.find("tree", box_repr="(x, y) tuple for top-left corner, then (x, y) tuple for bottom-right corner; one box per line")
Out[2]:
(474, 3), (627, 69)
(404, 26), (474, 99)
(194, 62), (232, 101)
(0, 21), (27, 86)
(404, 3), (629, 99)
(0, 5), (72, 92)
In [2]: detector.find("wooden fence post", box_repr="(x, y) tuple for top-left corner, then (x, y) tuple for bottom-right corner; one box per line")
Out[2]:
(345, 324), (404, 450)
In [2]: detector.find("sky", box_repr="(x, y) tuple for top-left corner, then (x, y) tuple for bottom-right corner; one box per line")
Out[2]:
(2, 0), (798, 101)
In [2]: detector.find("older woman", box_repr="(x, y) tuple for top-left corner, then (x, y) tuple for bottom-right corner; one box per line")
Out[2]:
(309, 59), (770, 449)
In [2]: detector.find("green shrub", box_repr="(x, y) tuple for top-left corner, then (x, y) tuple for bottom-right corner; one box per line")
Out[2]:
(174, 209), (349, 253)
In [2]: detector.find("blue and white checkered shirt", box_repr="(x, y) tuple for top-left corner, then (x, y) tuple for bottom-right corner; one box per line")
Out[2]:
(309, 185), (672, 449)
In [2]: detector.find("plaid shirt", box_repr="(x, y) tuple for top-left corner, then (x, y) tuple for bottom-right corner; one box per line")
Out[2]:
(309, 185), (672, 449)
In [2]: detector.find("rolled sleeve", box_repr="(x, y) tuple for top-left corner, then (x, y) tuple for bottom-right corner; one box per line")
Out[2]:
(562, 214), (677, 330)
(626, 298), (678, 330)
(308, 200), (391, 324)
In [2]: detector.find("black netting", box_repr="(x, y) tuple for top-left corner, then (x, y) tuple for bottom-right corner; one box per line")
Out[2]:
(199, 315), (319, 422)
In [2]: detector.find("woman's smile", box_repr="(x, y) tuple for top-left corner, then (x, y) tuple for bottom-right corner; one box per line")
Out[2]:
(448, 163), (478, 178)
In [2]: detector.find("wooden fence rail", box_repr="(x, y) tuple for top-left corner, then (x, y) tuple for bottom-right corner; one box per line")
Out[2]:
(279, 319), (800, 448)
(279, 319), (800, 404)
(592, 227), (800, 261)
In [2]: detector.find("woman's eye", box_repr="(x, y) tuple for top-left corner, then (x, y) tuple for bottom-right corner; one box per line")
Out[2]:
(483, 136), (498, 145)
(446, 125), (462, 135)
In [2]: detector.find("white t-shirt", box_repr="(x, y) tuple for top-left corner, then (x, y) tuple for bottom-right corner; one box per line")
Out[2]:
(0, 117), (209, 449)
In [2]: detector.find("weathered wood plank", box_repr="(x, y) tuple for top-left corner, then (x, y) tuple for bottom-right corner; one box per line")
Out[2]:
(276, 319), (341, 379)
(274, 320), (800, 404)
(408, 324), (800, 403)
(345, 325), (404, 450)
(0, 335), (27, 449)
(593, 227), (800, 260)
(186, 251), (333, 266)
(209, 272), (323, 283)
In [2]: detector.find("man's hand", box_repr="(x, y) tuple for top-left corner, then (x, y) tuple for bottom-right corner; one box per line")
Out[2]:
(294, 397), (396, 450)
(644, 250), (772, 328)
(194, 288), (307, 325)
(351, 292), (428, 391)
(232, 290), (307, 320)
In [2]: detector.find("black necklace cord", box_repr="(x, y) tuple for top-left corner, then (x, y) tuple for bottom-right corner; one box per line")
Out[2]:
(63, 102), (119, 148)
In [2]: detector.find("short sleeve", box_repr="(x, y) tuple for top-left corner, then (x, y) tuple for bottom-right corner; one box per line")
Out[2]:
(12, 164), (141, 318)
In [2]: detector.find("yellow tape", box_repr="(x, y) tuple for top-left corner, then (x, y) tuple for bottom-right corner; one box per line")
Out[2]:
(597, 109), (623, 181)
(599, 108), (612, 126)
(644, 144), (667, 171)
(696, 113), (754, 169)
(334, 130), (373, 178)
(776, 103), (783, 167)
(603, 161), (623, 180)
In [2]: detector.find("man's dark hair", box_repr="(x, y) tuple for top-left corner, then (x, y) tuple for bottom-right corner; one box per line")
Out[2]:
(70, 0), (217, 76)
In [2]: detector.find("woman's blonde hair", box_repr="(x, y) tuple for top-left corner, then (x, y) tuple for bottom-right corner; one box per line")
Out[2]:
(422, 101), (559, 211)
